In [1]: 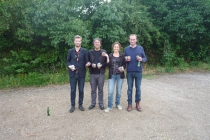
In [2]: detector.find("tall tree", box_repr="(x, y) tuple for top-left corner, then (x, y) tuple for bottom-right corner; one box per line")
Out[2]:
(140, 0), (210, 62)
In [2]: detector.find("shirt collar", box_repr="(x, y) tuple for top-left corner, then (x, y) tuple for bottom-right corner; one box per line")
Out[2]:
(74, 47), (81, 52)
(129, 45), (137, 48)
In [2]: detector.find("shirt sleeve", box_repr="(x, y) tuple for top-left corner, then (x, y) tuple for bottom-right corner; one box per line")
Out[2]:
(101, 50), (107, 68)
(84, 49), (89, 64)
(141, 47), (147, 63)
(66, 49), (72, 67)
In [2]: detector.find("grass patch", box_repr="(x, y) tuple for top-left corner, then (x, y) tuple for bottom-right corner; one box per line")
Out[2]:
(0, 70), (69, 89)
(144, 62), (210, 75)
(165, 67), (174, 73)
(197, 62), (210, 71)
(0, 62), (209, 89)
(143, 74), (156, 79)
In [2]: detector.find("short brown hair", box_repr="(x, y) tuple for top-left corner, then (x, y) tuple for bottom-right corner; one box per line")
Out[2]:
(112, 42), (121, 49)
(129, 34), (138, 39)
(74, 35), (82, 40)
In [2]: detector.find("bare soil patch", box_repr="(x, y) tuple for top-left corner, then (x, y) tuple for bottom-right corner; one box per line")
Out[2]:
(0, 72), (210, 140)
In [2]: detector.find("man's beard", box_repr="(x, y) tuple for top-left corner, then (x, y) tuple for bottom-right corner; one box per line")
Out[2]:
(75, 45), (81, 48)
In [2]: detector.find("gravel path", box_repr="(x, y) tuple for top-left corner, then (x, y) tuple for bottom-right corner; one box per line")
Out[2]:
(0, 72), (210, 140)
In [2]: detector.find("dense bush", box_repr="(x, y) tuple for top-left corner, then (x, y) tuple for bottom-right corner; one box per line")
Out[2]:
(0, 0), (210, 75)
(141, 0), (210, 64)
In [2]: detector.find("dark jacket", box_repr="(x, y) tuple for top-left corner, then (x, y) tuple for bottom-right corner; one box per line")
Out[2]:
(88, 49), (107, 74)
(107, 53), (126, 79)
(66, 47), (89, 78)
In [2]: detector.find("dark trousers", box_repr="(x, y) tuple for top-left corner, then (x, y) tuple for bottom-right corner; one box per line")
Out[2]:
(126, 72), (142, 104)
(69, 73), (85, 106)
(90, 74), (105, 105)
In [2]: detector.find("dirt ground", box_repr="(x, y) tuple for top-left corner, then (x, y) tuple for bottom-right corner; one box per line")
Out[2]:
(0, 72), (210, 140)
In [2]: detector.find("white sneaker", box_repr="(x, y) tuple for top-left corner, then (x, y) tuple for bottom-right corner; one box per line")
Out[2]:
(116, 105), (122, 110)
(105, 108), (112, 112)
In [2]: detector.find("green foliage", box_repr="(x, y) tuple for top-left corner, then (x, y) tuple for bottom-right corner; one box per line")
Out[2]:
(156, 65), (165, 73)
(3, 50), (32, 74)
(1, 63), (210, 89)
(141, 0), (210, 62)
(0, 0), (91, 74)
(90, 0), (159, 54)
(197, 62), (210, 71)
(0, 70), (69, 89)
(91, 1), (126, 52)
(162, 44), (176, 66)
(165, 67), (174, 73)
(0, 0), (210, 81)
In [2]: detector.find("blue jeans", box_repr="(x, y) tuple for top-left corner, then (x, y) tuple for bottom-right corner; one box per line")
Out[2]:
(126, 72), (142, 105)
(108, 74), (124, 108)
(69, 73), (85, 106)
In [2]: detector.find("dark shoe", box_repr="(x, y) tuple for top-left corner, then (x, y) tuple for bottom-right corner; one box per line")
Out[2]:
(136, 102), (141, 111)
(99, 105), (104, 110)
(88, 105), (95, 110)
(127, 104), (132, 112)
(69, 106), (75, 113)
(79, 105), (85, 111)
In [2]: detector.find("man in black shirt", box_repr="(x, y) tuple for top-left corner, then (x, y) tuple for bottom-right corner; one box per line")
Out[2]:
(87, 38), (109, 110)
(91, 50), (101, 74)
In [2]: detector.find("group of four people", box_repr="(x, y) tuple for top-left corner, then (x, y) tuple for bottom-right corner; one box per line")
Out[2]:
(66, 34), (147, 113)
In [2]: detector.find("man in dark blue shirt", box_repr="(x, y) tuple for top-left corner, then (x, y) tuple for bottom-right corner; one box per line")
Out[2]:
(124, 34), (147, 112)
(66, 35), (91, 113)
